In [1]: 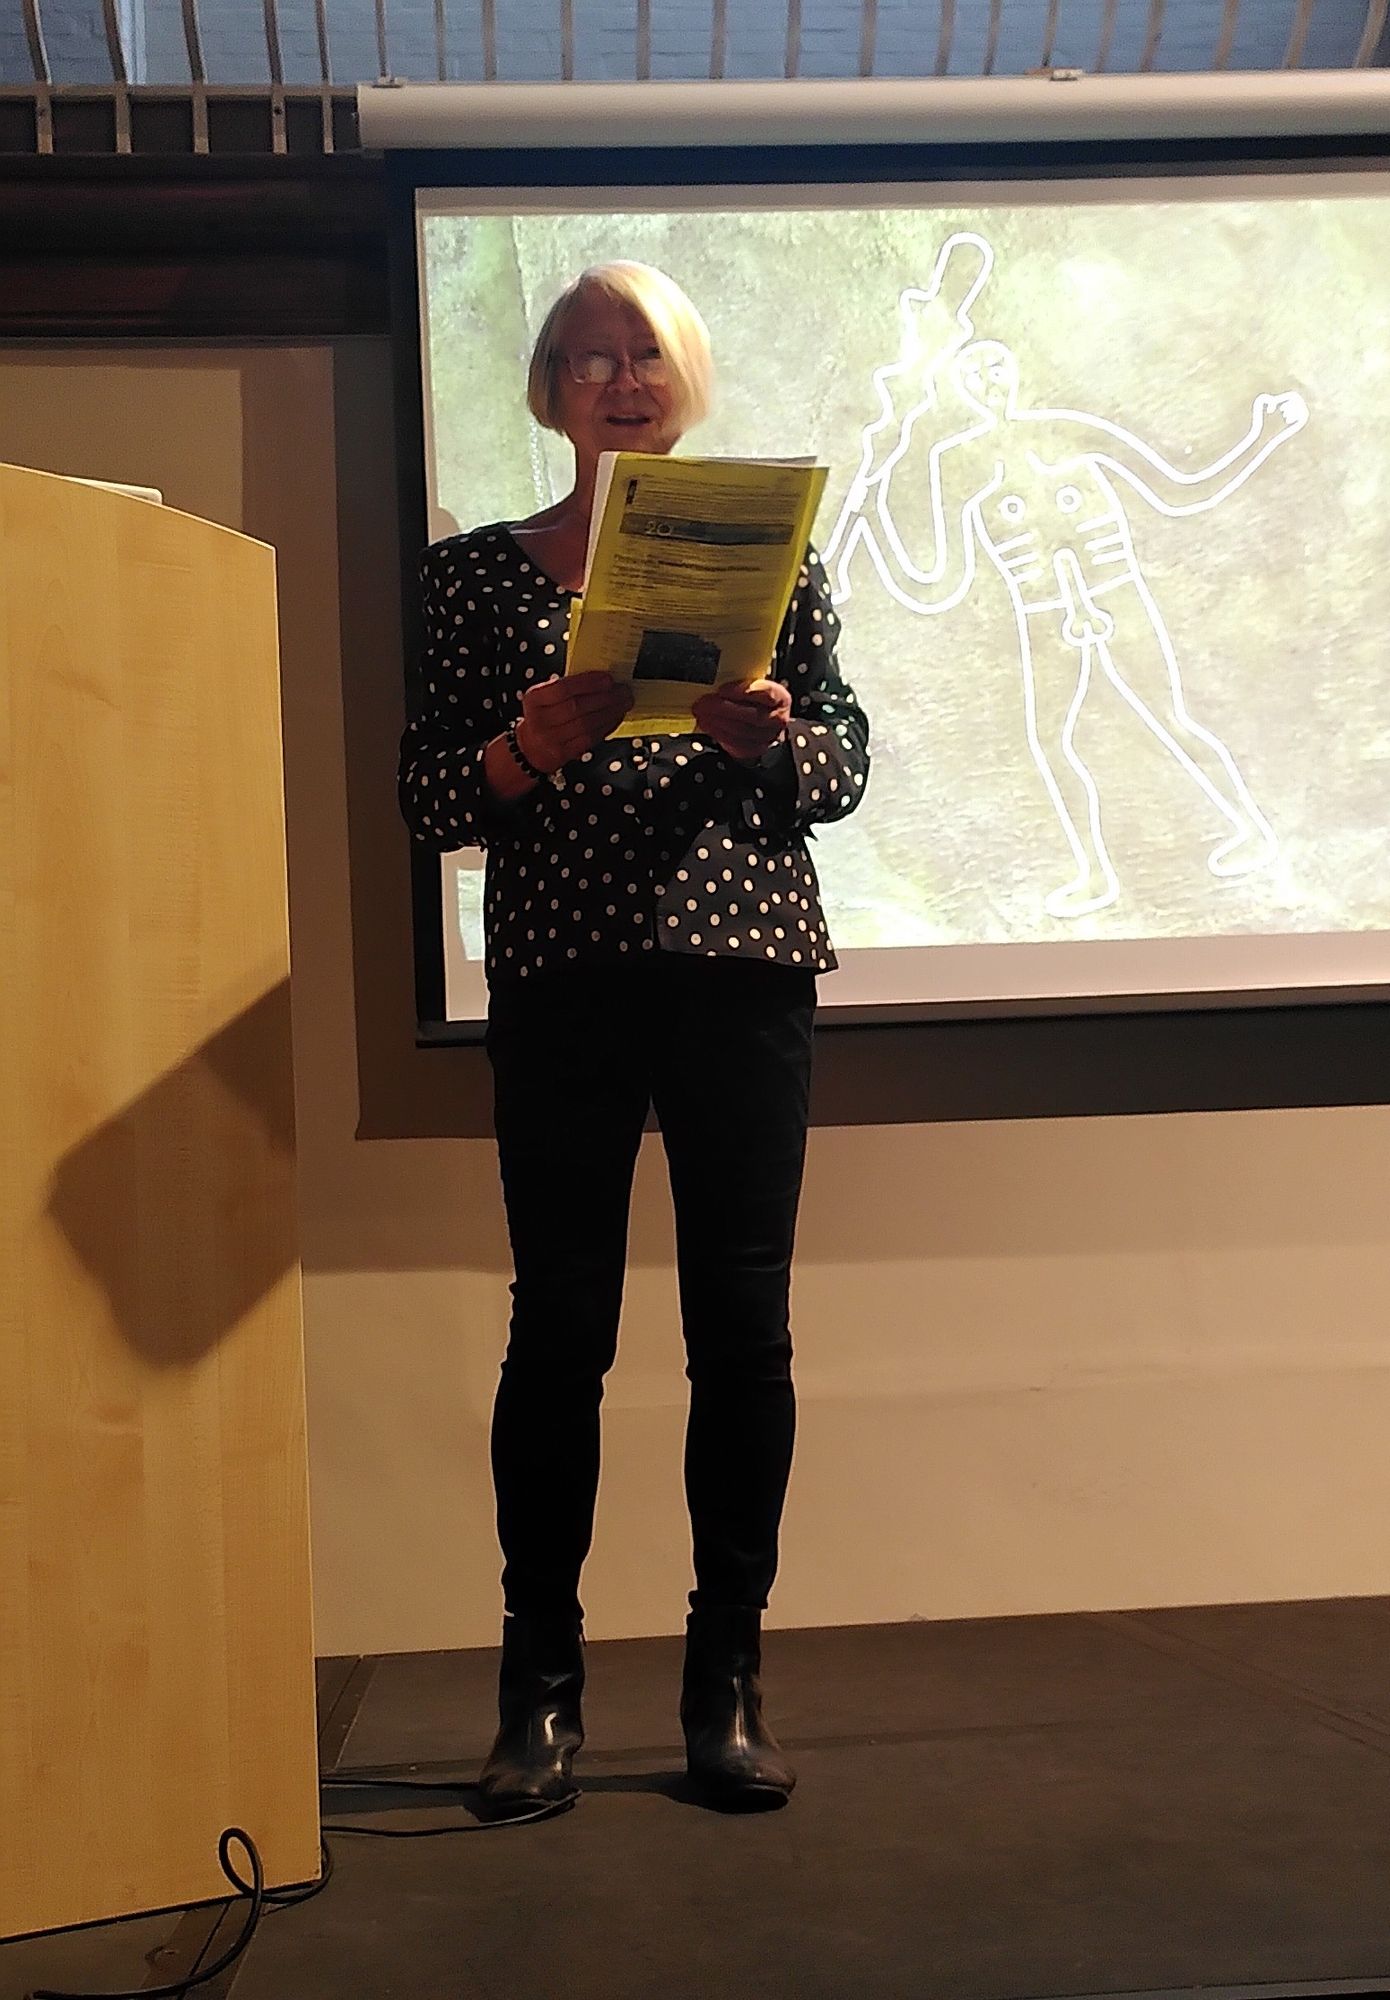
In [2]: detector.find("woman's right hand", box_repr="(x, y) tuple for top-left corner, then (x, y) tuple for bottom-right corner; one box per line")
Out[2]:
(516, 671), (634, 774)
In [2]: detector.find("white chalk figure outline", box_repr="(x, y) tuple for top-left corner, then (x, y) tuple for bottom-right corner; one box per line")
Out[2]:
(824, 231), (1309, 917)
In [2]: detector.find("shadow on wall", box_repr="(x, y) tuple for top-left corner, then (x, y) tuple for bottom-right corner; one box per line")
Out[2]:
(48, 981), (298, 1365)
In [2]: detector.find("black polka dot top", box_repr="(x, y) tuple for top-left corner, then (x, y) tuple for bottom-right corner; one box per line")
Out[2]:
(397, 524), (871, 987)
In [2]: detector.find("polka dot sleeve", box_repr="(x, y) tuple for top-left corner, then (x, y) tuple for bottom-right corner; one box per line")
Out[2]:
(397, 541), (542, 853)
(728, 546), (871, 848)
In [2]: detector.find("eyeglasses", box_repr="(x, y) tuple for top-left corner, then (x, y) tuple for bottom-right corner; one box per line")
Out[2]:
(562, 349), (670, 387)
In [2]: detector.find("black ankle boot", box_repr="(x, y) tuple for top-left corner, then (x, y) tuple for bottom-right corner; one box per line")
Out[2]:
(477, 1611), (585, 1815)
(680, 1605), (795, 1811)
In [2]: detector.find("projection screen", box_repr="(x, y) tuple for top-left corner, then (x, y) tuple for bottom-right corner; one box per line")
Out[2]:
(410, 161), (1390, 1030)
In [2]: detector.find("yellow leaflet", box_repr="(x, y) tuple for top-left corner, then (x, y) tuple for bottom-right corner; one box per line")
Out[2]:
(566, 452), (828, 737)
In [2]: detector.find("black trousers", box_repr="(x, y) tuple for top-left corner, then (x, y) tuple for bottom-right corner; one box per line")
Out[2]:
(485, 950), (818, 1625)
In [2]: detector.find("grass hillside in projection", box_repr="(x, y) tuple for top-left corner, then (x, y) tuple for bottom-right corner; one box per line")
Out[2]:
(424, 199), (1390, 951)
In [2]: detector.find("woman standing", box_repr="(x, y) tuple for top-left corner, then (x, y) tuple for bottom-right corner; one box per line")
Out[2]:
(398, 260), (870, 1815)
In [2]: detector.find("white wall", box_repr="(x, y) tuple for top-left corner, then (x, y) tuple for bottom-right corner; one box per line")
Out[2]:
(5, 340), (1388, 1658)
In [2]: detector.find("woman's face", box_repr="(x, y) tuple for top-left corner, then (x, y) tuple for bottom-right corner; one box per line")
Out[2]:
(551, 290), (683, 467)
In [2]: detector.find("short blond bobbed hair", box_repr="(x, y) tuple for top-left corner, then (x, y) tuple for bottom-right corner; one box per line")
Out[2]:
(526, 260), (714, 436)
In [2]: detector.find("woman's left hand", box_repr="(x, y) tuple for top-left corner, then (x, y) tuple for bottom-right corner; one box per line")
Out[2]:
(691, 678), (793, 765)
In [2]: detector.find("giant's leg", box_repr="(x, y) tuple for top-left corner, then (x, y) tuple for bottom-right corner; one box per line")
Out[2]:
(1017, 594), (1120, 918)
(1095, 572), (1277, 879)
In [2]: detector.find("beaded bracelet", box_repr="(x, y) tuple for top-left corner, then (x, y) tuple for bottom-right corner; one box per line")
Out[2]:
(503, 719), (547, 784)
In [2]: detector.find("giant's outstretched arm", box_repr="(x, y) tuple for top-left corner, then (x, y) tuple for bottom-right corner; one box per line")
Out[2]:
(1024, 391), (1308, 517)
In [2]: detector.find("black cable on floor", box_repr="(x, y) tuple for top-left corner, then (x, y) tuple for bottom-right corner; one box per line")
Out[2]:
(25, 1779), (574, 1999)
(26, 1830), (280, 2000)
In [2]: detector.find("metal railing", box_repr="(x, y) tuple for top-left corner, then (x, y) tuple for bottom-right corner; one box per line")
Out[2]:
(4, 0), (1388, 155)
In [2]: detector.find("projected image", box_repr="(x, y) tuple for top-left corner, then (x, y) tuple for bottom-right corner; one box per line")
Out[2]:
(825, 229), (1306, 919)
(418, 190), (1390, 1011)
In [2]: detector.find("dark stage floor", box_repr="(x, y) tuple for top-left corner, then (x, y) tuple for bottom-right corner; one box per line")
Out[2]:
(6, 1598), (1390, 2000)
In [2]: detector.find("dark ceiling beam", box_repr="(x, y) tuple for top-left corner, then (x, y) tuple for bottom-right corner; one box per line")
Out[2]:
(0, 151), (391, 337)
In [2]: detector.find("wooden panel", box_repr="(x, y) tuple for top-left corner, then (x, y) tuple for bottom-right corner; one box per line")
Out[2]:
(0, 463), (319, 1938)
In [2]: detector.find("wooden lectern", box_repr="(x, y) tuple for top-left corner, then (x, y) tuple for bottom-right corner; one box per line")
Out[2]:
(0, 464), (320, 1938)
